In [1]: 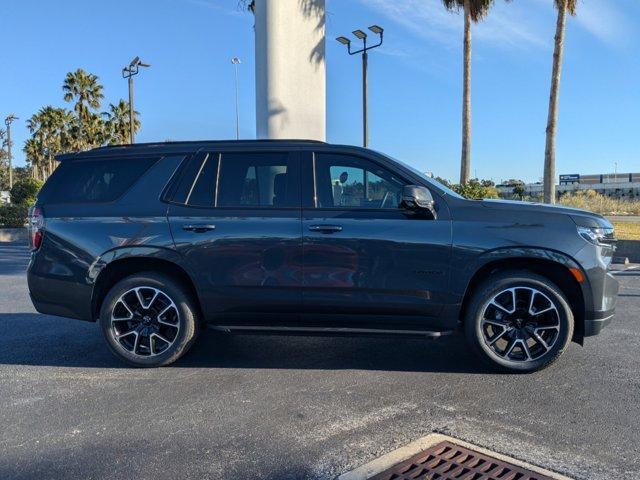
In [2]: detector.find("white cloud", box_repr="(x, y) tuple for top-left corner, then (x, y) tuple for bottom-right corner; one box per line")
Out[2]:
(358, 0), (632, 51)
(182, 0), (244, 16)
(574, 0), (631, 46)
(356, 0), (548, 50)
(528, 0), (632, 47)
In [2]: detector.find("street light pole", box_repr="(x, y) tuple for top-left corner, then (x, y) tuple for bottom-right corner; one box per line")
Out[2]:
(336, 25), (384, 148)
(362, 50), (368, 148)
(128, 74), (134, 144)
(122, 56), (150, 144)
(5, 114), (17, 190)
(231, 57), (241, 140)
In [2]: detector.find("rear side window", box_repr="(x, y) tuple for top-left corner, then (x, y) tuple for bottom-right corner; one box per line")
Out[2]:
(170, 151), (298, 208)
(171, 153), (219, 206)
(39, 157), (158, 204)
(217, 152), (296, 207)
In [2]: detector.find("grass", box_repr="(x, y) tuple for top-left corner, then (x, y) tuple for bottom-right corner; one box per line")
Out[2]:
(558, 190), (640, 216)
(612, 222), (640, 241)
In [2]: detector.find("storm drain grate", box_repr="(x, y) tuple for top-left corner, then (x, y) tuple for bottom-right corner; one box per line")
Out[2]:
(367, 441), (553, 480)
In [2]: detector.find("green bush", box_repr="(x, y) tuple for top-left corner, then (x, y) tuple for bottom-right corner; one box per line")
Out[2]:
(434, 177), (499, 200)
(10, 177), (44, 206)
(0, 204), (29, 228)
(452, 179), (500, 200)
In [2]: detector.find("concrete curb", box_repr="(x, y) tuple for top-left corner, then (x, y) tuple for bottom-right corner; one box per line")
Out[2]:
(336, 433), (572, 480)
(0, 228), (27, 243)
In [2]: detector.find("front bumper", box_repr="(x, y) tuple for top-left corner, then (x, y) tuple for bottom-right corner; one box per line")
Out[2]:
(584, 310), (615, 337)
(582, 269), (619, 337)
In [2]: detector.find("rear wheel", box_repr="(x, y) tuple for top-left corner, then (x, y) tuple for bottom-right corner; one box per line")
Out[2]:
(100, 272), (199, 367)
(465, 271), (574, 373)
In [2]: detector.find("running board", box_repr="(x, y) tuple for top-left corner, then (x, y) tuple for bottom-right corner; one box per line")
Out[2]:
(208, 325), (453, 338)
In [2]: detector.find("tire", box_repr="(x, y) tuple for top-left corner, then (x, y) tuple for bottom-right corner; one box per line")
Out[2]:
(99, 272), (200, 367)
(464, 271), (574, 373)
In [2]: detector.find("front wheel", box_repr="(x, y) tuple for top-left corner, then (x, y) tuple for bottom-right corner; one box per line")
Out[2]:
(100, 272), (199, 367)
(465, 272), (574, 373)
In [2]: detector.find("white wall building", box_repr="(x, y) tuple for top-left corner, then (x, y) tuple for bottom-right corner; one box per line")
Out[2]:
(254, 0), (326, 141)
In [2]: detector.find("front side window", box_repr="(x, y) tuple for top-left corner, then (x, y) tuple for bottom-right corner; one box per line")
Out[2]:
(315, 153), (406, 209)
(217, 152), (296, 207)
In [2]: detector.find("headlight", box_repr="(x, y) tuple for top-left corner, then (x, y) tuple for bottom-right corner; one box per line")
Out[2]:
(577, 226), (615, 246)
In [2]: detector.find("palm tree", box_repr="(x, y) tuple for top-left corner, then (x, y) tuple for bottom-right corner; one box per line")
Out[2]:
(24, 137), (46, 180)
(103, 100), (140, 145)
(543, 0), (577, 204)
(442, 0), (506, 185)
(26, 106), (74, 177)
(62, 69), (104, 149)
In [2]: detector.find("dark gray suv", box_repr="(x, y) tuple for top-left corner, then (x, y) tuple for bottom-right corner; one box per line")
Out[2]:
(27, 140), (619, 372)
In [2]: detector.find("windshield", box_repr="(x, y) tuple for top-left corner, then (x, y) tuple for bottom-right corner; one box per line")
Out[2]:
(377, 152), (465, 199)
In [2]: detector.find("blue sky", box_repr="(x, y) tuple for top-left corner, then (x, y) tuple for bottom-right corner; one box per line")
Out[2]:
(1, 0), (638, 183)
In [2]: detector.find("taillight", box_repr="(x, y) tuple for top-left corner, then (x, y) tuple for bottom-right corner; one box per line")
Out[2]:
(28, 206), (44, 251)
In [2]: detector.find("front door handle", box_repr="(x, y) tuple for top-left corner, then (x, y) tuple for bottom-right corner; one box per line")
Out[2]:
(182, 224), (216, 233)
(308, 224), (343, 233)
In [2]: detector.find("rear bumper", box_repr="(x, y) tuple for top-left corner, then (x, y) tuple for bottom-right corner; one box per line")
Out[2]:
(28, 256), (94, 322)
(29, 293), (92, 322)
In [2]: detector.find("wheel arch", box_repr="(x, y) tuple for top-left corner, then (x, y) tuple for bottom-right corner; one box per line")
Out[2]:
(459, 249), (591, 344)
(89, 247), (202, 323)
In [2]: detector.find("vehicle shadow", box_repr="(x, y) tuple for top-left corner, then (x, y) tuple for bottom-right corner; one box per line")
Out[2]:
(0, 313), (492, 374)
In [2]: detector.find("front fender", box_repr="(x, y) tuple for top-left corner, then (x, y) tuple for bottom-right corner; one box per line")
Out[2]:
(453, 246), (593, 316)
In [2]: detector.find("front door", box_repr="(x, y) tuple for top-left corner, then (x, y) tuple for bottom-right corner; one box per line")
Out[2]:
(167, 150), (302, 323)
(301, 151), (452, 328)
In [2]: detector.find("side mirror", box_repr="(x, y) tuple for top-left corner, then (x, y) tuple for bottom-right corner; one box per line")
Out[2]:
(400, 185), (437, 219)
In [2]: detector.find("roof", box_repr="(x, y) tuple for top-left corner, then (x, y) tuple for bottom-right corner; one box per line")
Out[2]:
(55, 139), (341, 161)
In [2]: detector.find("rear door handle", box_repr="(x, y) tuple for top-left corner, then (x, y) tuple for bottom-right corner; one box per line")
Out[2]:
(308, 224), (343, 233)
(182, 224), (216, 233)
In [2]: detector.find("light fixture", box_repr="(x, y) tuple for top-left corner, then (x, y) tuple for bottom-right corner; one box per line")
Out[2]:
(352, 29), (367, 40)
(368, 25), (384, 35)
(336, 36), (351, 46)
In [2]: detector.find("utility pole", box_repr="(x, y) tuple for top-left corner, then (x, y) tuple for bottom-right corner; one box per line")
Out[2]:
(231, 57), (241, 140)
(336, 25), (384, 148)
(5, 114), (17, 190)
(122, 57), (150, 144)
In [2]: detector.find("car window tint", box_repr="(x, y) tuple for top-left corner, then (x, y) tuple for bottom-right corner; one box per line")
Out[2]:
(315, 154), (405, 209)
(185, 153), (218, 207)
(171, 155), (206, 204)
(38, 156), (158, 204)
(217, 152), (294, 207)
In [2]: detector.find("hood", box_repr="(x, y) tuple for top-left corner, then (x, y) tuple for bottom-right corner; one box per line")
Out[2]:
(480, 199), (611, 228)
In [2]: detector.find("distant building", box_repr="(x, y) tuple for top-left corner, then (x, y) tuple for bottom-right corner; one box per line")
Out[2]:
(497, 172), (640, 199)
(0, 191), (10, 204)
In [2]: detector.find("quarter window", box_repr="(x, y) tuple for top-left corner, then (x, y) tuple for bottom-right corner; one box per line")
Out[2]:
(38, 156), (159, 204)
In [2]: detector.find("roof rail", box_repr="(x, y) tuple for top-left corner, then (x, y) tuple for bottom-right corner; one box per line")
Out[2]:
(89, 138), (326, 151)
(55, 139), (330, 161)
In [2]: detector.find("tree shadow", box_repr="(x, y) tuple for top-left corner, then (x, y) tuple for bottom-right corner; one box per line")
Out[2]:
(0, 313), (491, 374)
(299, 0), (326, 69)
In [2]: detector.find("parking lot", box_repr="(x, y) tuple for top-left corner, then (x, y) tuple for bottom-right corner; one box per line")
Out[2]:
(1, 241), (639, 480)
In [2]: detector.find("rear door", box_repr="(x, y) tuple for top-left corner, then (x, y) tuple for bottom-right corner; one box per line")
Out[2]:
(301, 150), (452, 328)
(167, 149), (303, 323)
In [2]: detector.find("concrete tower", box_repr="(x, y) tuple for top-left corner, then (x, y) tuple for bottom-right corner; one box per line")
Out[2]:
(254, 0), (326, 141)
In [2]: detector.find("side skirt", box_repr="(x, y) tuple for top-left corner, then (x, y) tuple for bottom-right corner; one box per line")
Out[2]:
(207, 325), (455, 339)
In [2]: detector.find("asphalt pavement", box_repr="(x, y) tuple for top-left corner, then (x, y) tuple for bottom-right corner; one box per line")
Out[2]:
(1, 242), (639, 480)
